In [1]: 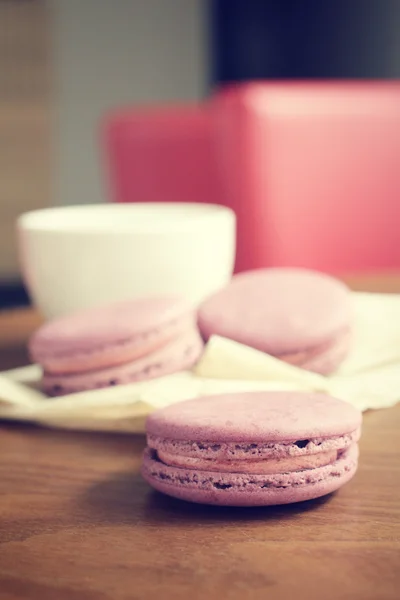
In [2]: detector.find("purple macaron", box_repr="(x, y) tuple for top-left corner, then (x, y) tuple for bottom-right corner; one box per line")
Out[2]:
(142, 392), (362, 506)
(198, 268), (353, 374)
(30, 296), (203, 396)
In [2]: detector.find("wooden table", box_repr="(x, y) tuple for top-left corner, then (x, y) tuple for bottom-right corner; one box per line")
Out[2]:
(1, 275), (400, 600)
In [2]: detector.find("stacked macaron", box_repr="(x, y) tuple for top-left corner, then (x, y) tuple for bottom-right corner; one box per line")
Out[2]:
(198, 268), (352, 374)
(142, 391), (362, 506)
(30, 296), (203, 396)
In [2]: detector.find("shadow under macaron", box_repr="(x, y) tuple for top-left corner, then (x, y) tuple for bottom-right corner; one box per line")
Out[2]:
(83, 469), (334, 526)
(144, 487), (334, 523)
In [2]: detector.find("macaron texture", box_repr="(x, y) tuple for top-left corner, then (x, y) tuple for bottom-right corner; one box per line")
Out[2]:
(142, 392), (361, 506)
(30, 297), (203, 396)
(198, 268), (352, 375)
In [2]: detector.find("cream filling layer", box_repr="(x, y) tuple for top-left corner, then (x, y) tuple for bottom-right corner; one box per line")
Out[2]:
(157, 449), (339, 475)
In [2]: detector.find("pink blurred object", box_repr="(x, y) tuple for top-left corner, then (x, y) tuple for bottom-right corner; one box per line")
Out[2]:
(104, 104), (223, 207)
(104, 82), (400, 273)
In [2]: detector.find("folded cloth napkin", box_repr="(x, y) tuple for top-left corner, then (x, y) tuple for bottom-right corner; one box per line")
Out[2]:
(0, 293), (399, 434)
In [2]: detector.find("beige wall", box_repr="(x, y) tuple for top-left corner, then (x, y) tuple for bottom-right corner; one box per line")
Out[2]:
(53, 0), (207, 207)
(0, 0), (51, 279)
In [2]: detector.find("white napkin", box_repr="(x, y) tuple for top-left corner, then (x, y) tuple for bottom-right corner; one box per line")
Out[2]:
(336, 293), (400, 374)
(0, 292), (399, 433)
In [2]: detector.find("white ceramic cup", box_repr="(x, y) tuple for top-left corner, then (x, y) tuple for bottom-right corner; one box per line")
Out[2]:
(17, 203), (236, 319)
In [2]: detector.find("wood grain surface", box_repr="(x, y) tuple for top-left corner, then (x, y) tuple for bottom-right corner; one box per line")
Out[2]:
(0, 275), (400, 600)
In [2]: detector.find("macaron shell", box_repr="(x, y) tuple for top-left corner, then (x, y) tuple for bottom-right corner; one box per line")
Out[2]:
(142, 445), (359, 507)
(43, 327), (203, 396)
(146, 392), (362, 443)
(198, 268), (352, 356)
(280, 327), (351, 375)
(30, 296), (191, 359)
(38, 314), (196, 375)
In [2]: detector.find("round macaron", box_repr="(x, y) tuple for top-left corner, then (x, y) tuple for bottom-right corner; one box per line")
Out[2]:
(30, 296), (203, 396)
(142, 391), (362, 506)
(198, 268), (352, 375)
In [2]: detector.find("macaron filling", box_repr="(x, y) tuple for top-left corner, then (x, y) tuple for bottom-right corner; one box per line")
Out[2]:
(42, 328), (203, 396)
(147, 428), (361, 460)
(148, 429), (360, 477)
(156, 448), (340, 474)
(142, 444), (358, 493)
(33, 314), (197, 375)
(276, 326), (351, 368)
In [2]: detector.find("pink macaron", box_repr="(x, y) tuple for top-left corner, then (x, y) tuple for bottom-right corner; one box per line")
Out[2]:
(198, 268), (352, 374)
(30, 296), (203, 396)
(142, 391), (362, 506)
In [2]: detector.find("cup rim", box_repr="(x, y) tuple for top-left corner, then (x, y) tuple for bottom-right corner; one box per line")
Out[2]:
(17, 203), (235, 235)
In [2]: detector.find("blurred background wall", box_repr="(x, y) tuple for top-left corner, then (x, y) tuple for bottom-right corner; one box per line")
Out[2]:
(0, 0), (51, 283)
(54, 0), (207, 207)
